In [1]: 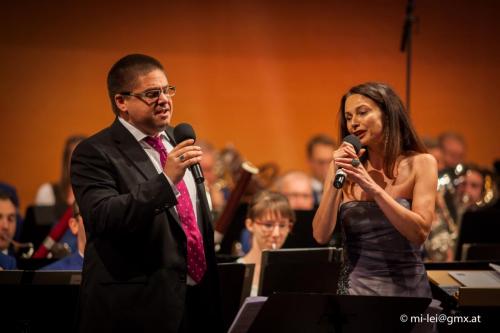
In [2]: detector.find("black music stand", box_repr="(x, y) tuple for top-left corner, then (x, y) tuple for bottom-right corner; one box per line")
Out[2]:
(258, 247), (342, 297)
(17, 258), (58, 270)
(0, 270), (80, 333)
(282, 209), (321, 248)
(0, 270), (23, 284)
(461, 243), (500, 261)
(31, 270), (82, 285)
(247, 293), (430, 333)
(218, 263), (255, 332)
(283, 209), (342, 249)
(454, 207), (500, 260)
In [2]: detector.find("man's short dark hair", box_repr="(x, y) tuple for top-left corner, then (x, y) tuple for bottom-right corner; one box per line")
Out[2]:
(0, 190), (15, 205)
(107, 54), (164, 115)
(0, 184), (19, 207)
(306, 134), (336, 158)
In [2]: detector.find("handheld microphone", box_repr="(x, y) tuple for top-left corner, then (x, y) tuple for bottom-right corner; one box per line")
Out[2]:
(333, 134), (362, 189)
(173, 123), (205, 184)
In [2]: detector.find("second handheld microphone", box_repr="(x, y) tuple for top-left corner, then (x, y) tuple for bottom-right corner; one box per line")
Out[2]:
(333, 134), (362, 189)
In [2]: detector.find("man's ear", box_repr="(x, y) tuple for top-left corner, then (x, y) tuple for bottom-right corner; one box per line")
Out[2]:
(68, 217), (78, 236)
(114, 94), (128, 113)
(245, 218), (254, 232)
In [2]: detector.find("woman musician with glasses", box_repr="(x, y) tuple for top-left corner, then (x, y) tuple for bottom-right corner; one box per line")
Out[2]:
(237, 191), (294, 296)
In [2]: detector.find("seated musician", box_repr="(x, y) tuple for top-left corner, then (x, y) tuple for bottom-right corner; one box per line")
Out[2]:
(0, 190), (17, 268)
(40, 202), (86, 271)
(273, 170), (315, 210)
(237, 191), (294, 296)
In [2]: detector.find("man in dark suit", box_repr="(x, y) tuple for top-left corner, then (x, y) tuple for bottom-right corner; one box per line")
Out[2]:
(71, 54), (222, 333)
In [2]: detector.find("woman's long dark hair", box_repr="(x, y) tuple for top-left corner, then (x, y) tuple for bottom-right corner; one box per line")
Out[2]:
(338, 82), (426, 178)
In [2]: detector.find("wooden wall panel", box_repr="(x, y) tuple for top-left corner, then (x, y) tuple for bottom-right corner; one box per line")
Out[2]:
(0, 0), (498, 211)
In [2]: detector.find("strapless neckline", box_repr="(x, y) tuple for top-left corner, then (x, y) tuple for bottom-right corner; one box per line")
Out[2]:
(340, 198), (412, 210)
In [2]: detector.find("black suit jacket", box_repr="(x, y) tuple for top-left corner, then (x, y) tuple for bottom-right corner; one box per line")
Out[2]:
(71, 119), (222, 333)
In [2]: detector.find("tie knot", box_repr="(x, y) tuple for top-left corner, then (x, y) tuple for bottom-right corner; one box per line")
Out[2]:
(144, 136), (165, 152)
(144, 135), (168, 168)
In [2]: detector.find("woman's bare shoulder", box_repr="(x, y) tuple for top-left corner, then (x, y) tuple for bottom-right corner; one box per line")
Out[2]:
(397, 153), (436, 181)
(414, 153), (437, 166)
(407, 153), (438, 179)
(403, 152), (436, 166)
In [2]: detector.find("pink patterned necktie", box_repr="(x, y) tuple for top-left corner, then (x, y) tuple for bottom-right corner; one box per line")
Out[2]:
(144, 135), (206, 283)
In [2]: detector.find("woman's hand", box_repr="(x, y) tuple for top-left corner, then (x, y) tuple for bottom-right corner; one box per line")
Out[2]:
(333, 141), (358, 160)
(313, 142), (360, 244)
(334, 148), (381, 196)
(332, 141), (360, 173)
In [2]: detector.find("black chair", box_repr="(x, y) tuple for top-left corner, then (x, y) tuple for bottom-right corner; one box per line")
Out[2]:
(218, 203), (248, 255)
(19, 205), (57, 250)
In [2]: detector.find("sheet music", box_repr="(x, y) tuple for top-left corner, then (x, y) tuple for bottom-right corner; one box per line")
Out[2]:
(228, 296), (267, 333)
(489, 263), (500, 274)
(448, 271), (500, 287)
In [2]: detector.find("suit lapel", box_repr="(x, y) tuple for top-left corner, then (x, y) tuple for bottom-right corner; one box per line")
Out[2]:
(164, 126), (176, 145)
(163, 126), (184, 226)
(110, 119), (158, 180)
(110, 120), (182, 226)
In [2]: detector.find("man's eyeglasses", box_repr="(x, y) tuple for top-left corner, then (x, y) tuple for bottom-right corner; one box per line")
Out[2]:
(120, 86), (176, 105)
(254, 220), (291, 233)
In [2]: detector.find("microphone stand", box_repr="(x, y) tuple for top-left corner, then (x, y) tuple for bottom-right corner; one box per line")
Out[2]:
(400, 0), (416, 113)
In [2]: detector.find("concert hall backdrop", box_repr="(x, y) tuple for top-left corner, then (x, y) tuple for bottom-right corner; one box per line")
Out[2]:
(1, 0), (499, 212)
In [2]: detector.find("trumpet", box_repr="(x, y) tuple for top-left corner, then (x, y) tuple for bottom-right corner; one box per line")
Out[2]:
(438, 163), (498, 220)
(3, 236), (34, 259)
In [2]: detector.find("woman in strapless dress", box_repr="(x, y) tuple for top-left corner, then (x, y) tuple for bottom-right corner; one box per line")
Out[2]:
(312, 82), (437, 297)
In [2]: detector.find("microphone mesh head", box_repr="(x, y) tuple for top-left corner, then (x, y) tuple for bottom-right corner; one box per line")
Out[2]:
(344, 134), (362, 153)
(173, 123), (196, 143)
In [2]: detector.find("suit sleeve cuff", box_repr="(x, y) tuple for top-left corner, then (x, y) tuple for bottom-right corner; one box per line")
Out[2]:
(162, 172), (180, 198)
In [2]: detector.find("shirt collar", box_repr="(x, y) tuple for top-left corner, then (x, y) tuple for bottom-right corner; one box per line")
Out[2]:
(118, 117), (169, 143)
